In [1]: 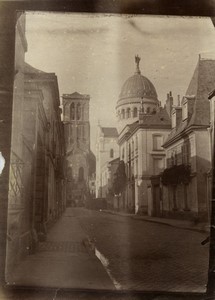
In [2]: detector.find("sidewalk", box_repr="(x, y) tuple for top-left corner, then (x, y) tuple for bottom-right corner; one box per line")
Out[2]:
(6, 208), (115, 290)
(102, 210), (210, 233)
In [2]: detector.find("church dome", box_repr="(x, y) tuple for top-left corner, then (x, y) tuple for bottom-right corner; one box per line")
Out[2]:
(117, 56), (158, 106)
(119, 73), (158, 101)
(116, 56), (160, 133)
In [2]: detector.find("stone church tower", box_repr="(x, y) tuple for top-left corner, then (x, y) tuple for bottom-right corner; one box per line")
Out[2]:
(62, 92), (92, 205)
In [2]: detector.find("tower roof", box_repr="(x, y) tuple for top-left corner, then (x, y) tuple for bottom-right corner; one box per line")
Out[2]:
(63, 92), (90, 100)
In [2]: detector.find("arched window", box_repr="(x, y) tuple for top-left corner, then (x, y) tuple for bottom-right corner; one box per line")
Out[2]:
(146, 107), (150, 114)
(78, 167), (84, 181)
(77, 103), (81, 120)
(121, 109), (125, 119)
(127, 108), (131, 118)
(70, 103), (75, 120)
(110, 148), (114, 158)
(135, 135), (138, 150)
(133, 107), (138, 117)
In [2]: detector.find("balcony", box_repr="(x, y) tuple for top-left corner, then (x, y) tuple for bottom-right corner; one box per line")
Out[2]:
(161, 164), (191, 186)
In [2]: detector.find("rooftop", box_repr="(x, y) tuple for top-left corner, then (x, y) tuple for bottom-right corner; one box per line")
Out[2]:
(163, 56), (214, 146)
(101, 127), (118, 138)
(118, 107), (171, 143)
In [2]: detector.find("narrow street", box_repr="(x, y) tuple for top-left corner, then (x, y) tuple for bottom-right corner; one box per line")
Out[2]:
(6, 207), (209, 294)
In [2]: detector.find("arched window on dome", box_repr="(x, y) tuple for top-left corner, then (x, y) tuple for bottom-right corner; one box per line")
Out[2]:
(127, 108), (131, 118)
(146, 107), (151, 114)
(122, 109), (125, 119)
(118, 110), (121, 120)
(133, 107), (138, 117)
(70, 103), (75, 120)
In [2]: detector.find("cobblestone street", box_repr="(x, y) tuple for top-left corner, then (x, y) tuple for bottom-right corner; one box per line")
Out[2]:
(2, 207), (210, 300)
(75, 207), (210, 293)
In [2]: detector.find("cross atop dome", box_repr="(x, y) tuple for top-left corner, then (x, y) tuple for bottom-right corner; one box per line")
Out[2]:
(135, 55), (141, 74)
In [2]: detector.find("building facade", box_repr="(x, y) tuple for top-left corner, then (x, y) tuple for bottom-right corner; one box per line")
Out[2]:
(95, 125), (119, 197)
(162, 55), (215, 221)
(24, 63), (66, 233)
(6, 14), (66, 277)
(118, 107), (171, 214)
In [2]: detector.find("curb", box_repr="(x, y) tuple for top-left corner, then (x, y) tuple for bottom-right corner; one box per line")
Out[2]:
(101, 210), (209, 234)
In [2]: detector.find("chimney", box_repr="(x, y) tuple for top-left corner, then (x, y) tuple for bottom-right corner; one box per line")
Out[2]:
(177, 95), (180, 106)
(165, 91), (173, 117)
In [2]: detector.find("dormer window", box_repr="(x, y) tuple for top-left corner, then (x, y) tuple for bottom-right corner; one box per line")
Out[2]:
(182, 99), (188, 121)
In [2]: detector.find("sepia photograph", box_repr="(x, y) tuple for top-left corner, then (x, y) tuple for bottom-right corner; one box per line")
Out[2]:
(1, 5), (215, 300)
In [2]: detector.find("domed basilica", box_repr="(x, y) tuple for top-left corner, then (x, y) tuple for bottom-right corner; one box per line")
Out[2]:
(116, 55), (160, 133)
(96, 55), (172, 214)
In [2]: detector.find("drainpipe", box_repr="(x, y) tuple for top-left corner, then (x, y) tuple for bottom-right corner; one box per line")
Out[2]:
(207, 91), (215, 296)
(30, 106), (39, 253)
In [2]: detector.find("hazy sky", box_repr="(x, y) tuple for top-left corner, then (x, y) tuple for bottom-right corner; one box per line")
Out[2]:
(25, 13), (215, 153)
